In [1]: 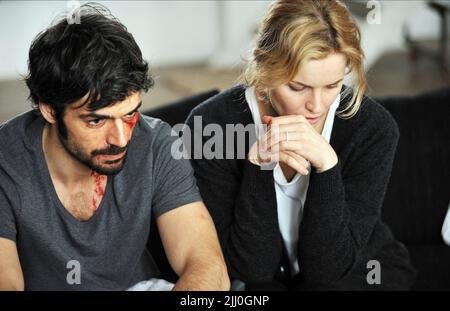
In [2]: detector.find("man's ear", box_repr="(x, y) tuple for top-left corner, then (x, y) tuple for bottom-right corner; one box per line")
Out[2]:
(39, 102), (57, 124)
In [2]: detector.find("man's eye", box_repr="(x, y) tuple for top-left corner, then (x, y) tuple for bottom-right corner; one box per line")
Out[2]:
(87, 119), (104, 126)
(123, 111), (137, 121)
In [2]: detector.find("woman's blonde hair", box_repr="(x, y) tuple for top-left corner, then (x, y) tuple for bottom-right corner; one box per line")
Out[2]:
(242, 0), (366, 119)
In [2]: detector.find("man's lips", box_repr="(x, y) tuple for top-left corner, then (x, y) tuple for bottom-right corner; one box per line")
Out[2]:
(97, 151), (126, 161)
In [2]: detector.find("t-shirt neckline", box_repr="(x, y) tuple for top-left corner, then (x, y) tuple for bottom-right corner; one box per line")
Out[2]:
(31, 117), (111, 226)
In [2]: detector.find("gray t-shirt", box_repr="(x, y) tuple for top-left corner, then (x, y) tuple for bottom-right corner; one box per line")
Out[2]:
(0, 110), (202, 290)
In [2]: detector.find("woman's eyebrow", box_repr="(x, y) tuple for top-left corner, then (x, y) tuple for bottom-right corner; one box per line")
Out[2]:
(290, 79), (343, 87)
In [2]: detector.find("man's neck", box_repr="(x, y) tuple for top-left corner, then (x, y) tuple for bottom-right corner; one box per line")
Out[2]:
(42, 123), (93, 186)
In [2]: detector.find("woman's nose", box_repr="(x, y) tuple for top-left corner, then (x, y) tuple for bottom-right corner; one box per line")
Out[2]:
(305, 90), (323, 114)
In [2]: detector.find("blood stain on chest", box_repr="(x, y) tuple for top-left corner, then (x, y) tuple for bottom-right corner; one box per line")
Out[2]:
(90, 171), (106, 212)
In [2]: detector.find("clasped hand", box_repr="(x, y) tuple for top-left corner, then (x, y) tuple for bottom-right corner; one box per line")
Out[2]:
(248, 115), (338, 176)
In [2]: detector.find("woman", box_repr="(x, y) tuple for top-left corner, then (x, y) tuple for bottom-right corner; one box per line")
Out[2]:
(185, 0), (416, 290)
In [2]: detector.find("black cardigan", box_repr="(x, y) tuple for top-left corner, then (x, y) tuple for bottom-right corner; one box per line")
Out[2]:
(185, 85), (416, 288)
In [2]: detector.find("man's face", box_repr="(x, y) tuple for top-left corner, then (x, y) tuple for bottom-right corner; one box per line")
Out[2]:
(58, 92), (142, 175)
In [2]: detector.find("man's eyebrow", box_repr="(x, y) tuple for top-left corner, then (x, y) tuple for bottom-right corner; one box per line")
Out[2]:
(79, 101), (142, 119)
(124, 101), (142, 116)
(290, 79), (343, 88)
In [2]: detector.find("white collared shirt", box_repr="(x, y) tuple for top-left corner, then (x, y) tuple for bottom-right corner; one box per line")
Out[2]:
(245, 87), (340, 275)
(442, 202), (450, 246)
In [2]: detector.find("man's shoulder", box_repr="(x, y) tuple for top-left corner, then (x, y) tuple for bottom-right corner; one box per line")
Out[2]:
(0, 110), (40, 161)
(137, 114), (175, 143)
(0, 111), (40, 200)
(0, 110), (38, 137)
(128, 114), (178, 165)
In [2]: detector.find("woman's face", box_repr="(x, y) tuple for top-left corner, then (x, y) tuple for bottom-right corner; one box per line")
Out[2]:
(269, 52), (347, 132)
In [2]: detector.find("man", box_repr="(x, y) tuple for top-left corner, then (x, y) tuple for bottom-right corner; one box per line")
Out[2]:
(0, 4), (229, 291)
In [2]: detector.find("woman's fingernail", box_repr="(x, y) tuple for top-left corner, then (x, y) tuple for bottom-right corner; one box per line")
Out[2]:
(263, 115), (272, 125)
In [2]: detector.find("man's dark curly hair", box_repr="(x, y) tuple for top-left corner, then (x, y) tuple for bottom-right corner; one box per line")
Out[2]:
(25, 3), (153, 120)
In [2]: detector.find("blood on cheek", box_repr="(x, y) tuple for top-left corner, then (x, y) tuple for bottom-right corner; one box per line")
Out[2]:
(124, 112), (139, 132)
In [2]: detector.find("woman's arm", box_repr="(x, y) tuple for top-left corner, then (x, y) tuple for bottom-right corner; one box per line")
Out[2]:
(258, 103), (400, 284)
(185, 111), (282, 283)
(297, 116), (400, 284)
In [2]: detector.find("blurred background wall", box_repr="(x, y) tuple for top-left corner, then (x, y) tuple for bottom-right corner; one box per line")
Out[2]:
(0, 0), (448, 122)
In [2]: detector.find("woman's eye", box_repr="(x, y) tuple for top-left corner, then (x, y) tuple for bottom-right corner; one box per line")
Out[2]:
(288, 84), (306, 92)
(327, 84), (339, 89)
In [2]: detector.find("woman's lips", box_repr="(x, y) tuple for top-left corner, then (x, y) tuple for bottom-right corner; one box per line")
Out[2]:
(306, 116), (320, 124)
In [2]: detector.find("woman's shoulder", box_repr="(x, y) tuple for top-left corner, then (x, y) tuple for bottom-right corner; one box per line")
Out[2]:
(340, 89), (399, 140)
(360, 95), (397, 128)
(187, 85), (251, 126)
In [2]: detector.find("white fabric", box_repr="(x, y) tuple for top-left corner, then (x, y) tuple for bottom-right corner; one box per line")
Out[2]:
(442, 201), (450, 246)
(127, 278), (174, 291)
(245, 87), (340, 275)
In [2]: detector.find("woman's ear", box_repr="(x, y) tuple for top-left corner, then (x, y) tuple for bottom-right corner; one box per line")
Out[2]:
(38, 102), (57, 124)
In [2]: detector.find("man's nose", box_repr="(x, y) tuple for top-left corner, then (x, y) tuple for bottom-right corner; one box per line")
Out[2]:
(106, 119), (128, 148)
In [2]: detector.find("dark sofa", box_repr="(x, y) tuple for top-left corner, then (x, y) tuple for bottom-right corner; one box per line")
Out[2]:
(377, 87), (450, 290)
(143, 87), (450, 290)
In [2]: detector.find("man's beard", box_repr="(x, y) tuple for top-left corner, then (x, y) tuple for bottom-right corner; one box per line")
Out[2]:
(58, 131), (129, 176)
